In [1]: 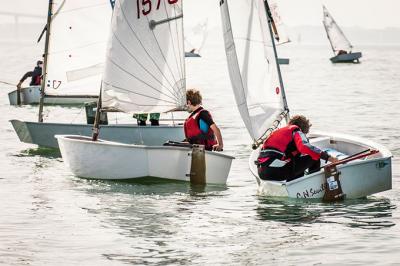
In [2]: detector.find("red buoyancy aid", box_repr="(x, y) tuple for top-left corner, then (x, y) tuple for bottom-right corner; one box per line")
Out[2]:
(259, 125), (300, 162)
(184, 109), (217, 150)
(262, 125), (299, 152)
(33, 75), (41, 85)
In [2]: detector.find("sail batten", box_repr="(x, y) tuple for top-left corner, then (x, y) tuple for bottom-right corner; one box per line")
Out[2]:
(102, 0), (185, 114)
(220, 0), (285, 141)
(45, 1), (112, 96)
(106, 59), (180, 103)
(322, 6), (352, 53)
(110, 33), (178, 97)
(117, 4), (180, 91)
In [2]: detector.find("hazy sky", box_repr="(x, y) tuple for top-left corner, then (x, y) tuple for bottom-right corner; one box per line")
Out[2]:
(0, 0), (399, 29)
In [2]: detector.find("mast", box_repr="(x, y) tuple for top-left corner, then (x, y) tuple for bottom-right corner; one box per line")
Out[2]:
(38, 0), (53, 123)
(322, 6), (337, 55)
(91, 88), (102, 141)
(263, 0), (289, 120)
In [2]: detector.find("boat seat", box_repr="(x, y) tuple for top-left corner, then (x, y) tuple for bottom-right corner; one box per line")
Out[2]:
(163, 140), (193, 148)
(309, 136), (331, 146)
(320, 148), (353, 167)
(324, 148), (348, 160)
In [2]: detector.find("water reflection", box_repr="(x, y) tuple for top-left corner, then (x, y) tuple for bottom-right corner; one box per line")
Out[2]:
(15, 147), (61, 158)
(256, 196), (396, 229)
(78, 177), (228, 196)
(74, 178), (228, 265)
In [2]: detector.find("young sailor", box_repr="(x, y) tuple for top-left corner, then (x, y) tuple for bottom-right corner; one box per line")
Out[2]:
(256, 115), (338, 182)
(16, 60), (43, 89)
(184, 89), (223, 151)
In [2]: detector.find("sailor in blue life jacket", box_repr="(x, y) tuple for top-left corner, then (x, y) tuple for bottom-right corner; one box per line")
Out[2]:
(17, 60), (43, 90)
(256, 115), (338, 182)
(184, 88), (223, 151)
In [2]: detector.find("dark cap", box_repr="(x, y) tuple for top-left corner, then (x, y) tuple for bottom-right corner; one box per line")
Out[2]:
(37, 60), (43, 65)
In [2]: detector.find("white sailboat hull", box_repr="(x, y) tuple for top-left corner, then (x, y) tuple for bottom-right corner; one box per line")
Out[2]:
(8, 86), (97, 105)
(10, 119), (184, 149)
(56, 135), (234, 184)
(249, 132), (392, 199)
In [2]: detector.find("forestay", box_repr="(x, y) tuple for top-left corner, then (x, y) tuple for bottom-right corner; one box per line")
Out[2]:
(102, 0), (186, 114)
(45, 0), (112, 96)
(322, 5), (352, 53)
(220, 0), (285, 142)
(268, 0), (290, 45)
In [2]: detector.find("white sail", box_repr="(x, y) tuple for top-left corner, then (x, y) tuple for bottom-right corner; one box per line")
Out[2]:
(185, 19), (208, 54)
(322, 5), (352, 53)
(45, 0), (112, 96)
(268, 0), (290, 44)
(102, 0), (186, 114)
(220, 0), (285, 141)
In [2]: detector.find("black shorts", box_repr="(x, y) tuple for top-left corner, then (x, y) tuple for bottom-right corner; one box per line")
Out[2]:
(258, 155), (320, 182)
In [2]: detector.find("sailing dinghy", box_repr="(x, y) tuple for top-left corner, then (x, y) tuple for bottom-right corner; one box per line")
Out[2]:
(323, 5), (362, 63)
(9, 0), (112, 106)
(11, 0), (183, 149)
(56, 0), (234, 184)
(220, 0), (391, 199)
(184, 19), (208, 57)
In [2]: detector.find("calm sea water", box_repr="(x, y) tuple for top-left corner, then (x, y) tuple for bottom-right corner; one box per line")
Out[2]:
(1, 40), (400, 265)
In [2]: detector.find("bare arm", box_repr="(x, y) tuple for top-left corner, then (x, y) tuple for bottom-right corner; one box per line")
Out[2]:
(210, 124), (223, 151)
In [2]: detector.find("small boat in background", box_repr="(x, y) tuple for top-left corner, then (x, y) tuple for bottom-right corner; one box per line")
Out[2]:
(184, 19), (208, 57)
(323, 5), (362, 63)
(10, 1), (181, 150)
(8, 0), (112, 106)
(270, 0), (290, 65)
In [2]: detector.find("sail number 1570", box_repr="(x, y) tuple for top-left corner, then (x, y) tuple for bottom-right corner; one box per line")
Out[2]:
(137, 0), (178, 19)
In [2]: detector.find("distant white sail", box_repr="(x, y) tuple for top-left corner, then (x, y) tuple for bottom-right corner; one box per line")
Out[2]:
(102, 0), (186, 114)
(185, 19), (208, 54)
(45, 0), (112, 96)
(322, 5), (352, 53)
(268, 0), (290, 45)
(220, 0), (285, 141)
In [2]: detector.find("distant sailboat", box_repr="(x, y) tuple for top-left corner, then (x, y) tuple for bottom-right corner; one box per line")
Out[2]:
(269, 0), (290, 65)
(184, 20), (208, 57)
(323, 5), (362, 63)
(11, 0), (184, 149)
(220, 0), (391, 200)
(8, 0), (112, 105)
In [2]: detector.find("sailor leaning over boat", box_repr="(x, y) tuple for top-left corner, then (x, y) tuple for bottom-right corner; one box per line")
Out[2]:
(256, 115), (338, 182)
(184, 89), (224, 151)
(16, 59), (43, 90)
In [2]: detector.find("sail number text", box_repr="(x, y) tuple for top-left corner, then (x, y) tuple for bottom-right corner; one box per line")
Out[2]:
(137, 0), (178, 19)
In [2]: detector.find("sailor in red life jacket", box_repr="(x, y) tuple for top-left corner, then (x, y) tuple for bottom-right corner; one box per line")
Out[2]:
(184, 89), (223, 151)
(257, 115), (338, 182)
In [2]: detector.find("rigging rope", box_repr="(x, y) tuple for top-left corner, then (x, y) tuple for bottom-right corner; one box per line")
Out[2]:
(252, 109), (289, 150)
(118, 1), (178, 94)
